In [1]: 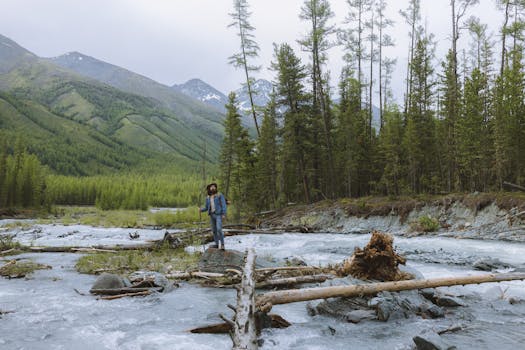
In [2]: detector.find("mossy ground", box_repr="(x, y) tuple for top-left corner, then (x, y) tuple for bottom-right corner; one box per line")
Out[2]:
(75, 246), (201, 275)
(35, 206), (203, 229)
(0, 260), (51, 278)
(0, 235), (23, 255)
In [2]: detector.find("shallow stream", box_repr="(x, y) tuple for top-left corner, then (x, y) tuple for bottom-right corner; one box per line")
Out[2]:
(1, 224), (525, 349)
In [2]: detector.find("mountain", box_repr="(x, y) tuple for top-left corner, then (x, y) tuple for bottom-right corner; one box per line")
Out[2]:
(49, 51), (223, 135)
(0, 34), (221, 175)
(172, 78), (228, 113)
(234, 79), (273, 113)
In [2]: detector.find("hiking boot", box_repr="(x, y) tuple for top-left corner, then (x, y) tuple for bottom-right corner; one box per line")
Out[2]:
(211, 244), (219, 249)
(220, 244), (225, 251)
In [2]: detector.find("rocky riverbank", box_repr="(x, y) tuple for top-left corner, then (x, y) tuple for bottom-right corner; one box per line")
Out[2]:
(259, 193), (525, 241)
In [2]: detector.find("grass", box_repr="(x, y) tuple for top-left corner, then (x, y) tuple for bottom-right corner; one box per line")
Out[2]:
(0, 235), (23, 255)
(0, 260), (52, 278)
(410, 215), (440, 232)
(38, 206), (202, 229)
(75, 246), (201, 275)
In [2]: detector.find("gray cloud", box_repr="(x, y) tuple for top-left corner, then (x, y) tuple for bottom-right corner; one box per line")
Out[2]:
(0, 0), (503, 101)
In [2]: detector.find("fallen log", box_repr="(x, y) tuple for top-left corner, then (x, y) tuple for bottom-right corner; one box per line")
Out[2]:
(256, 272), (525, 312)
(89, 287), (163, 295)
(0, 248), (17, 255)
(98, 290), (151, 300)
(232, 248), (258, 350)
(165, 271), (227, 280)
(189, 314), (290, 334)
(256, 274), (333, 289)
(255, 266), (324, 273)
(503, 181), (525, 192)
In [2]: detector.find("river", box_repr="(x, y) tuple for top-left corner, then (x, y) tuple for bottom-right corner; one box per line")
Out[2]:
(1, 224), (525, 349)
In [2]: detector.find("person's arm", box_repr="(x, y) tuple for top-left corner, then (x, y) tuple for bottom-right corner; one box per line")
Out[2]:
(200, 197), (209, 213)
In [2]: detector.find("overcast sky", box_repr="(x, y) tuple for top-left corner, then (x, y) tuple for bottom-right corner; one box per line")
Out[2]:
(0, 0), (504, 102)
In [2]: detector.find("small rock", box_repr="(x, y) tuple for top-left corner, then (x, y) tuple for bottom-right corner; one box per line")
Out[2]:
(413, 330), (457, 350)
(162, 232), (182, 249)
(473, 258), (510, 271)
(345, 309), (376, 323)
(128, 271), (173, 292)
(90, 273), (129, 291)
(284, 256), (307, 266)
(508, 297), (522, 305)
(434, 295), (464, 307)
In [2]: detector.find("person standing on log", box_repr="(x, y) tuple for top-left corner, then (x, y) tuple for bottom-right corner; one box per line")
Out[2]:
(199, 183), (228, 250)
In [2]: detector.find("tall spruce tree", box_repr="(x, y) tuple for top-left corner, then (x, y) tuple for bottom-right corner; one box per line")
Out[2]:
(271, 43), (312, 203)
(299, 0), (337, 199)
(403, 35), (437, 193)
(228, 0), (261, 136)
(254, 93), (279, 210)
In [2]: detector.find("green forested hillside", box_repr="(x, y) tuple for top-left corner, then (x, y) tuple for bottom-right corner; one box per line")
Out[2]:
(0, 34), (222, 176)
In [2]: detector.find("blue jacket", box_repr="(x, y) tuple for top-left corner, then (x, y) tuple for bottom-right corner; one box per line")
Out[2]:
(200, 193), (227, 216)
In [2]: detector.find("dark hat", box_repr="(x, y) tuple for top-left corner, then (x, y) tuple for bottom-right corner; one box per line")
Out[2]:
(206, 183), (218, 191)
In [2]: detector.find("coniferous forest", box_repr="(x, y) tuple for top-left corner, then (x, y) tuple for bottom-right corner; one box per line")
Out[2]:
(220, 0), (525, 214)
(1, 0), (525, 214)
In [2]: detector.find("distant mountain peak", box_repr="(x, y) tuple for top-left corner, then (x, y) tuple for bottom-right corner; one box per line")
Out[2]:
(172, 78), (228, 113)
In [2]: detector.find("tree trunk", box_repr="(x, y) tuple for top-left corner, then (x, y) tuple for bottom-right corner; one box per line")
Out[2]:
(257, 272), (525, 311)
(256, 274), (333, 289)
(232, 248), (258, 350)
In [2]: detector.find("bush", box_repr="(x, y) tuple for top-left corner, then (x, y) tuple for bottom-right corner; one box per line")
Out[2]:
(411, 215), (440, 232)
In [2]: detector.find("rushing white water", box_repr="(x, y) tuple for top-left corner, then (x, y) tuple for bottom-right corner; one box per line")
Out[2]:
(1, 227), (525, 349)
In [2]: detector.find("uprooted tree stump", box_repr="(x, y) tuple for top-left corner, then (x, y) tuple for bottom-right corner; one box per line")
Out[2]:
(339, 231), (410, 281)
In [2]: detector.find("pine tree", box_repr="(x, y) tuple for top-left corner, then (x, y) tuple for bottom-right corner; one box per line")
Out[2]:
(299, 0), (337, 199)
(403, 36), (437, 193)
(378, 107), (405, 195)
(494, 48), (525, 186)
(254, 93), (279, 210)
(228, 0), (262, 136)
(220, 93), (244, 198)
(456, 68), (488, 191)
(335, 67), (371, 197)
(271, 43), (312, 203)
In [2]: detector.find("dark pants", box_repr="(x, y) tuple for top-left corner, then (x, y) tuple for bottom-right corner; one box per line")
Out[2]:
(210, 213), (224, 246)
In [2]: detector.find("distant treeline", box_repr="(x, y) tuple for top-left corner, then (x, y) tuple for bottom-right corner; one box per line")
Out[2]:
(0, 139), (209, 210)
(221, 0), (525, 215)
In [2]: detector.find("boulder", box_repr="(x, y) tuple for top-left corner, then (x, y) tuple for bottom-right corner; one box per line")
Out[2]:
(198, 248), (275, 273)
(309, 297), (376, 323)
(90, 273), (130, 291)
(372, 290), (445, 321)
(413, 330), (456, 350)
(128, 271), (174, 292)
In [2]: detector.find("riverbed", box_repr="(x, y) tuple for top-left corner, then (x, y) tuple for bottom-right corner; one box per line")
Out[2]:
(1, 224), (525, 349)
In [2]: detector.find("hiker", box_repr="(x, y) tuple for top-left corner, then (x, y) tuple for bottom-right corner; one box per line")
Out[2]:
(199, 183), (227, 250)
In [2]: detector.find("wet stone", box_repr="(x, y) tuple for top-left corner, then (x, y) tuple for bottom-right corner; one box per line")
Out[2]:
(473, 257), (511, 271)
(413, 330), (457, 350)
(90, 273), (130, 291)
(198, 248), (275, 273)
(128, 271), (173, 292)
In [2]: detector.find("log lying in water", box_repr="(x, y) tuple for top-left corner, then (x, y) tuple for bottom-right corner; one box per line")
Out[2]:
(98, 290), (151, 300)
(232, 248), (258, 350)
(256, 272), (525, 312)
(89, 287), (163, 295)
(256, 274), (333, 289)
(190, 314), (290, 334)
